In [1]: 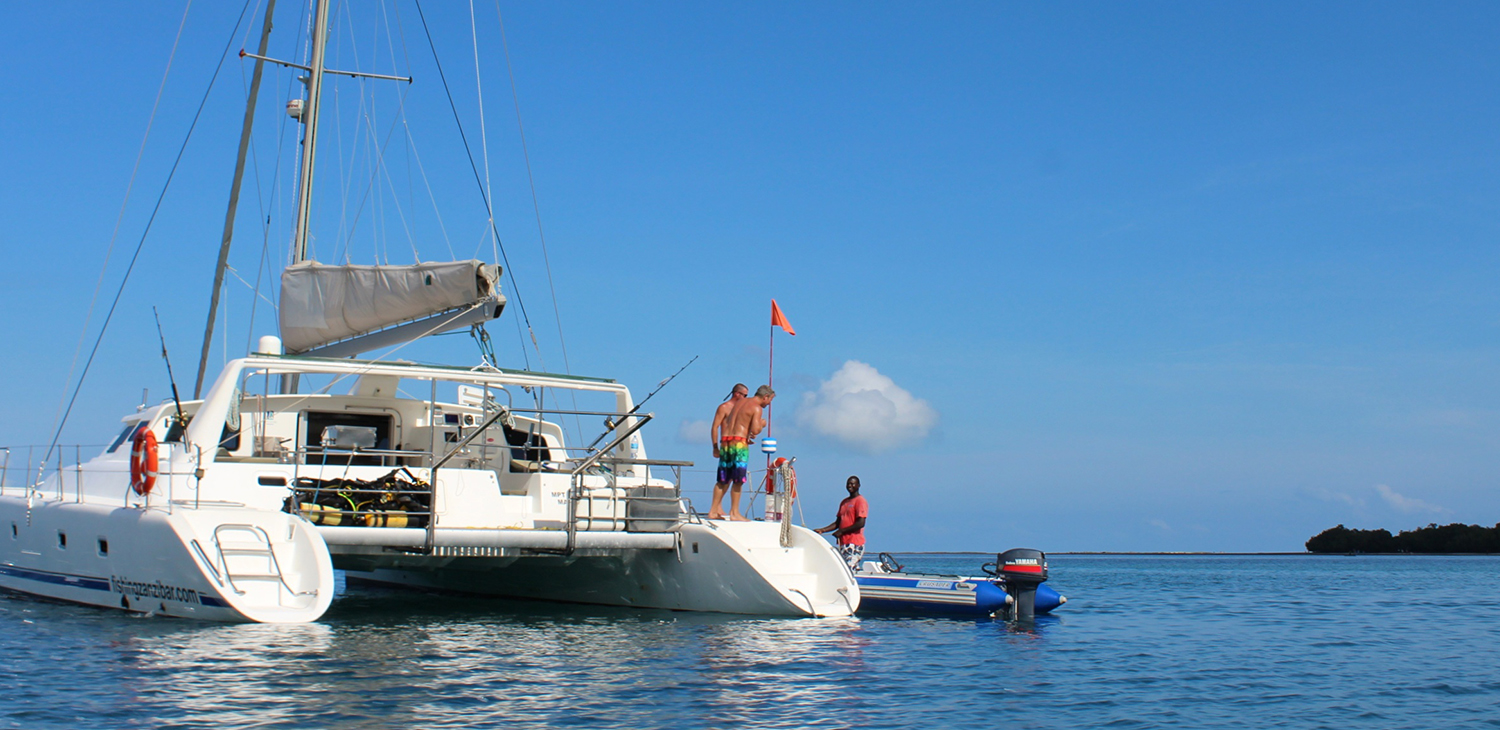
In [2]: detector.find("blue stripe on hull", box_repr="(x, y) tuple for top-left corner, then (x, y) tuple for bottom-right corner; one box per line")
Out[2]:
(0, 564), (112, 592)
(0, 564), (229, 608)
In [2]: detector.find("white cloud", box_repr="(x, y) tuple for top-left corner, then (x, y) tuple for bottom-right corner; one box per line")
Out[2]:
(1312, 488), (1366, 509)
(1148, 519), (1172, 532)
(678, 419), (710, 444)
(795, 360), (937, 452)
(1375, 484), (1447, 515)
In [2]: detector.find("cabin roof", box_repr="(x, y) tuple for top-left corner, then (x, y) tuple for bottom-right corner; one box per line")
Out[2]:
(250, 354), (617, 384)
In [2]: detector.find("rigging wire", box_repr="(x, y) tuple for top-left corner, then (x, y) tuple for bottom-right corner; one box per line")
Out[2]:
(239, 0), (266, 48)
(283, 0), (317, 265)
(45, 0), (200, 468)
(463, 1), (534, 376)
(329, 3), (352, 263)
(381, 0), (417, 265)
(398, 122), (458, 260)
(470, 325), (499, 368)
(335, 83), (416, 261)
(387, 1), (457, 261)
(413, 0), (542, 368)
(493, 2), (582, 441)
(43, 0), (256, 470)
(321, 8), (467, 270)
(467, 0), (498, 269)
(493, 2), (570, 373)
(242, 0), (309, 360)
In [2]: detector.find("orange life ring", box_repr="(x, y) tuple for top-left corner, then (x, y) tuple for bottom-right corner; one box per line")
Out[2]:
(129, 425), (158, 496)
(765, 457), (797, 501)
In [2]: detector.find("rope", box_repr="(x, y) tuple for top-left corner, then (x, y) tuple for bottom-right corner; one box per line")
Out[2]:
(413, 0), (542, 369)
(779, 463), (796, 547)
(43, 0), (254, 468)
(470, 324), (499, 368)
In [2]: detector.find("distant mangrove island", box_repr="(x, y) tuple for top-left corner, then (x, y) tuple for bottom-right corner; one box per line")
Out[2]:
(1306, 523), (1500, 554)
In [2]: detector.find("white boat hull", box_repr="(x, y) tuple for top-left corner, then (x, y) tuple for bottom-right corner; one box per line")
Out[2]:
(344, 521), (858, 617)
(0, 495), (335, 623)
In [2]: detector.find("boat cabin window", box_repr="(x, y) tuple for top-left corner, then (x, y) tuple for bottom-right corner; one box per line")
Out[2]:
(504, 424), (553, 471)
(303, 411), (394, 466)
(106, 424), (137, 454)
(218, 424), (242, 453)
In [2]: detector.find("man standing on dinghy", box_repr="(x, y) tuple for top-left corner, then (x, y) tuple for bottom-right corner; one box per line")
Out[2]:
(708, 385), (774, 520)
(816, 476), (867, 570)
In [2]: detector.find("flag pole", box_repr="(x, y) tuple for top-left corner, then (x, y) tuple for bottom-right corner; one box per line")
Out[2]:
(767, 304), (775, 475)
(768, 314), (775, 437)
(764, 299), (795, 518)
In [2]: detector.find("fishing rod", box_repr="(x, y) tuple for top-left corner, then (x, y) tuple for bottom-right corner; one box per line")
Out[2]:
(152, 307), (189, 436)
(585, 354), (698, 451)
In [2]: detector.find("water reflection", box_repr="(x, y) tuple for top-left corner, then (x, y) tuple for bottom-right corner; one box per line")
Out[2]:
(0, 580), (1071, 729)
(128, 623), (337, 727)
(63, 588), (925, 729)
(25, 556), (1500, 730)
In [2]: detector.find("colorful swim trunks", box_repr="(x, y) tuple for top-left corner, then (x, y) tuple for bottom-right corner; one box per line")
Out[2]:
(716, 436), (749, 485)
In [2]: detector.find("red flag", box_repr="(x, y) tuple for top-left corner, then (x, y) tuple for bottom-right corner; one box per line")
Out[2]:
(771, 299), (796, 335)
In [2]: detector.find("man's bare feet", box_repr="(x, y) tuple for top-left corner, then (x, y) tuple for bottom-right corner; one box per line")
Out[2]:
(728, 513), (750, 522)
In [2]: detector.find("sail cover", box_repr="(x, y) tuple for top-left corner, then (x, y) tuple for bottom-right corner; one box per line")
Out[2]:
(279, 260), (501, 353)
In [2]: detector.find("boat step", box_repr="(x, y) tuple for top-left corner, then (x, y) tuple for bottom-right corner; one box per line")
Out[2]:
(225, 573), (284, 581)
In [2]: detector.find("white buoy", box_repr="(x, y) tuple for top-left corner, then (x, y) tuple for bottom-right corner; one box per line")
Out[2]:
(761, 438), (777, 454)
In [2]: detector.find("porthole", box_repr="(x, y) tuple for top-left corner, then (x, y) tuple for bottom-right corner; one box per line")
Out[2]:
(9, 523), (15, 539)
(98, 538), (109, 557)
(57, 532), (67, 549)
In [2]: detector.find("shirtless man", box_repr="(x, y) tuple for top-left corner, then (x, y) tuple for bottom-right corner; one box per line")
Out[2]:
(709, 385), (774, 520)
(710, 383), (748, 460)
(706, 383), (748, 520)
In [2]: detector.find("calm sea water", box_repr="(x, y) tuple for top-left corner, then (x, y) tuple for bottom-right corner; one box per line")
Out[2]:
(2, 554), (1498, 729)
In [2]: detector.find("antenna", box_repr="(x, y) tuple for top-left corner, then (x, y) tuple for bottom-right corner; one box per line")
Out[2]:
(152, 307), (189, 436)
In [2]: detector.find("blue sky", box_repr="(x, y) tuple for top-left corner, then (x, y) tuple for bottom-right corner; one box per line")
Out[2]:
(2, 2), (1498, 552)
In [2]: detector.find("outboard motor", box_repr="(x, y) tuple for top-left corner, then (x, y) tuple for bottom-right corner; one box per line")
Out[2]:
(997, 548), (1048, 620)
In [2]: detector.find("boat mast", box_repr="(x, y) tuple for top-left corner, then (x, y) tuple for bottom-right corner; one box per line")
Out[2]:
(193, 0), (278, 399)
(290, 0), (331, 264)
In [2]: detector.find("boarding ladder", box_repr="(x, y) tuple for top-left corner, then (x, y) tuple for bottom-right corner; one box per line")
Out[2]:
(213, 524), (318, 609)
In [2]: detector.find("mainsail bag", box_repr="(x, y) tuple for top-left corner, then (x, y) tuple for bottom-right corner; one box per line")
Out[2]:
(279, 260), (500, 353)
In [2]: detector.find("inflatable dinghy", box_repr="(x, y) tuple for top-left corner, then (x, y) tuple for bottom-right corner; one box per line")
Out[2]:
(855, 549), (1065, 619)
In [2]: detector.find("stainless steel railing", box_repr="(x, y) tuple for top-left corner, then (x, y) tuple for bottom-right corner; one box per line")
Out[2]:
(0, 444), (109, 501)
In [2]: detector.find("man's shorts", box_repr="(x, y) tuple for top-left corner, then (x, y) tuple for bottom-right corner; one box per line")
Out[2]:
(716, 436), (749, 485)
(838, 543), (865, 571)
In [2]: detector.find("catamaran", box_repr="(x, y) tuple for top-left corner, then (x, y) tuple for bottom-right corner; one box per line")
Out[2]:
(0, 1), (858, 622)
